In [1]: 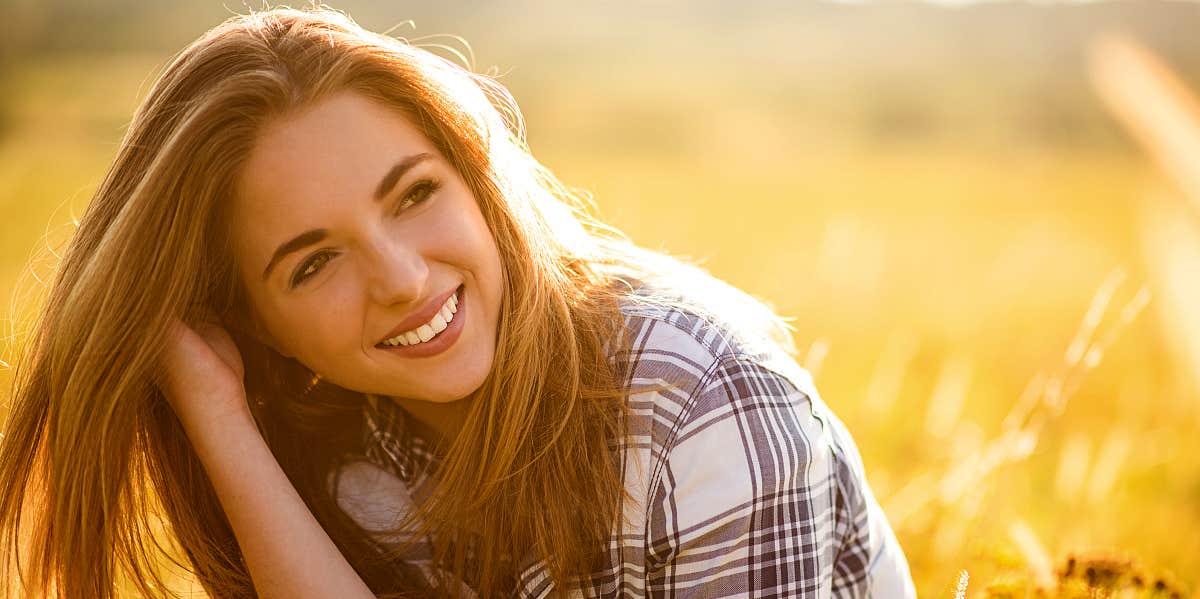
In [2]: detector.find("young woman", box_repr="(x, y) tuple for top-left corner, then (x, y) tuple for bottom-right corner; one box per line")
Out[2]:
(0, 7), (914, 598)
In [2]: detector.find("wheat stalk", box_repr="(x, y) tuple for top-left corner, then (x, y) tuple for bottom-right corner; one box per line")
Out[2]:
(1090, 33), (1200, 394)
(885, 270), (1149, 524)
(953, 569), (969, 599)
(1090, 34), (1200, 213)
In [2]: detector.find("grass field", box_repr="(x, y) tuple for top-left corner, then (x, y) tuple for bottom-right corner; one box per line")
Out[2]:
(2, 6), (1198, 596)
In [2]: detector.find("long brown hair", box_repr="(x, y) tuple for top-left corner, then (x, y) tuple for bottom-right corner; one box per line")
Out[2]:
(0, 6), (795, 598)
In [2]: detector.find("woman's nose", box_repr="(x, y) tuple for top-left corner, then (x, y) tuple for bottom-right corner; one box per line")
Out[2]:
(363, 237), (429, 307)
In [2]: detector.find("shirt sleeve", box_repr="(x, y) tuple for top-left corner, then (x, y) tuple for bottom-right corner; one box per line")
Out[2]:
(825, 406), (917, 598)
(643, 355), (914, 598)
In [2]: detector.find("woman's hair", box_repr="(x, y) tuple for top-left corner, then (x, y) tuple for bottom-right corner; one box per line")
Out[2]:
(0, 6), (795, 598)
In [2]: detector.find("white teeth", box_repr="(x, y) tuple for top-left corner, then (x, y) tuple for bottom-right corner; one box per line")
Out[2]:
(380, 289), (460, 348)
(415, 324), (434, 342)
(430, 313), (448, 334)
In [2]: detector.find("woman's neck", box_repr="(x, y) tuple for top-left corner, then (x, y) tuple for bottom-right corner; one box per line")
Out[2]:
(389, 395), (473, 451)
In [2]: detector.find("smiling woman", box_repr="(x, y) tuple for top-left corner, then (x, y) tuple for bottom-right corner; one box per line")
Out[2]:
(0, 7), (914, 598)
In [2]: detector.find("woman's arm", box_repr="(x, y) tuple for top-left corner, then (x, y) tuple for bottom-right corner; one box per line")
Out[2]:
(187, 404), (375, 599)
(158, 317), (374, 599)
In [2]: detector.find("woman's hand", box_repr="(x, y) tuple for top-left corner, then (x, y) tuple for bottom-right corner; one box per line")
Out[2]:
(157, 311), (251, 436)
(152, 316), (372, 597)
(155, 314), (375, 599)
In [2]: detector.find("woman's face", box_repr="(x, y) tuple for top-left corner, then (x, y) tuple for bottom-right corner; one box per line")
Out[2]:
(228, 90), (505, 404)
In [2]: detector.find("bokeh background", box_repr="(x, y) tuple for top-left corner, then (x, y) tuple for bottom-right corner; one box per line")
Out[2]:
(2, 1), (1198, 596)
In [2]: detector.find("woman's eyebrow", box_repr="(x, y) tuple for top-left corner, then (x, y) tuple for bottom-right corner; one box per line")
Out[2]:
(374, 152), (432, 200)
(262, 229), (328, 281)
(260, 152), (435, 282)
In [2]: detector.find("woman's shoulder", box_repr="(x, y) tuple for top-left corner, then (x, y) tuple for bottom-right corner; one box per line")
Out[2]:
(610, 277), (832, 453)
(612, 276), (819, 403)
(616, 274), (761, 346)
(610, 279), (915, 597)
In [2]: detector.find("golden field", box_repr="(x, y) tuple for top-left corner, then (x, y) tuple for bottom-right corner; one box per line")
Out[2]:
(1, 2), (1197, 597)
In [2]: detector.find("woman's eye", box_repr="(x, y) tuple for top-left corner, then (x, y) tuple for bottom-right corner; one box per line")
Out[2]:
(392, 179), (442, 215)
(290, 252), (333, 288)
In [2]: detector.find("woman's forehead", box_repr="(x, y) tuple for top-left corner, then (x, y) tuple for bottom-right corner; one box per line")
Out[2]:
(235, 92), (437, 213)
(227, 91), (444, 267)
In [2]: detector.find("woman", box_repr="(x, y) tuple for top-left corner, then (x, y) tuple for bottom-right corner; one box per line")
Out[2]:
(0, 7), (914, 598)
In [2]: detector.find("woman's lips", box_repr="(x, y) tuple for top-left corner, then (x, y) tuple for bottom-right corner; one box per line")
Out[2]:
(376, 284), (461, 346)
(375, 285), (466, 358)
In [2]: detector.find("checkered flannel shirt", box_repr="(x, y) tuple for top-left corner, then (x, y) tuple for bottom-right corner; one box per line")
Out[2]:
(339, 289), (916, 598)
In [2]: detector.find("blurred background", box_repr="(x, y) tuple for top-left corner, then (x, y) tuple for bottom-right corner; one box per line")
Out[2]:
(2, 0), (1198, 596)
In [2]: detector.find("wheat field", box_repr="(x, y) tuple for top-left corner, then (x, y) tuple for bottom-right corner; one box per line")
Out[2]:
(1, 2), (1197, 597)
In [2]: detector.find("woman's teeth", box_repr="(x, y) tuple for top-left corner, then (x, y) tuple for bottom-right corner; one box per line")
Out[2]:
(381, 291), (459, 347)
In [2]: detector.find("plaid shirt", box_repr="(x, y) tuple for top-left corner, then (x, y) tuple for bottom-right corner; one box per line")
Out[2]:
(338, 289), (915, 598)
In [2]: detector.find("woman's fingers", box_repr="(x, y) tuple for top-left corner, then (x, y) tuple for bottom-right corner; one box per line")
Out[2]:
(192, 318), (246, 379)
(157, 314), (251, 431)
